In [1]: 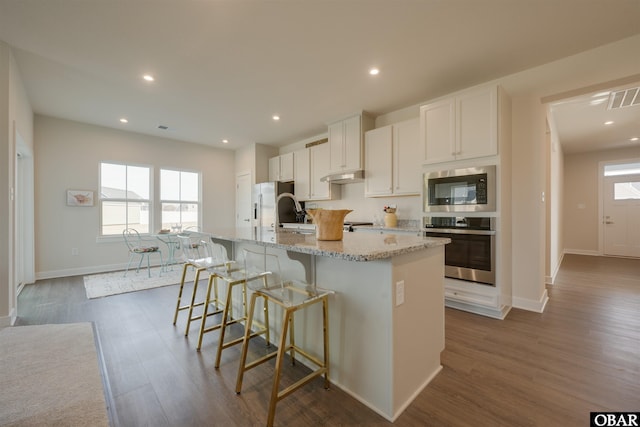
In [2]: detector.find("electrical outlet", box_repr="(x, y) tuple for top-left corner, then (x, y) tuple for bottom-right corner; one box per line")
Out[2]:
(395, 280), (405, 306)
(71, 248), (79, 256)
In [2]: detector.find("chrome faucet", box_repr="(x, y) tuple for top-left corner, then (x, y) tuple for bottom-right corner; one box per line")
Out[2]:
(275, 192), (304, 228)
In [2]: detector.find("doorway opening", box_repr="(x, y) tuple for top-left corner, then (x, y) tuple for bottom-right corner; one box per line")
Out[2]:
(600, 160), (640, 258)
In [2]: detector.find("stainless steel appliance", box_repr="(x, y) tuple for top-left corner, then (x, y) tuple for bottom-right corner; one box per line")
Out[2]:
(253, 182), (303, 231)
(424, 165), (496, 213)
(424, 216), (496, 285)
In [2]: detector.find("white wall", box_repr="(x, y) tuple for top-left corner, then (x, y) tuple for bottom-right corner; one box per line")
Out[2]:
(548, 119), (565, 283)
(34, 116), (236, 278)
(564, 146), (640, 255)
(0, 42), (11, 325)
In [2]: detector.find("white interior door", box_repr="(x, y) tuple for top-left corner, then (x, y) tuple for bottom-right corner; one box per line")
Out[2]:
(603, 174), (640, 257)
(236, 172), (252, 227)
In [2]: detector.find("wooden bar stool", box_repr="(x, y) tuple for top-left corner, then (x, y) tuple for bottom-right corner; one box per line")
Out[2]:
(235, 249), (334, 427)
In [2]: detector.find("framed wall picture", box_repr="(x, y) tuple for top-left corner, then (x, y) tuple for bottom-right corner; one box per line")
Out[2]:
(67, 190), (94, 207)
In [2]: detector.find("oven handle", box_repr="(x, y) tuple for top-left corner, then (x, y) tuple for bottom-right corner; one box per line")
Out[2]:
(423, 228), (496, 236)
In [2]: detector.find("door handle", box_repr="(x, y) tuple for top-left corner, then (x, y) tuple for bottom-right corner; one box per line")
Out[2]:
(605, 221), (614, 224)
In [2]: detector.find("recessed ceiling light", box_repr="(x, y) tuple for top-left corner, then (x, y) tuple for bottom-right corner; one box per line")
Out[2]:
(119, 118), (128, 123)
(143, 74), (155, 82)
(272, 115), (280, 121)
(369, 67), (380, 76)
(222, 139), (229, 144)
(604, 121), (614, 125)
(631, 137), (639, 142)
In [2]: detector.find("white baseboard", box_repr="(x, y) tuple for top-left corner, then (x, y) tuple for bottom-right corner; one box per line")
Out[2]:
(546, 252), (565, 285)
(35, 262), (164, 280)
(512, 289), (549, 313)
(563, 248), (600, 256)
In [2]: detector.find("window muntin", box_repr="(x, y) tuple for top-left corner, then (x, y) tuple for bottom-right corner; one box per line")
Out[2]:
(100, 163), (152, 235)
(160, 169), (200, 231)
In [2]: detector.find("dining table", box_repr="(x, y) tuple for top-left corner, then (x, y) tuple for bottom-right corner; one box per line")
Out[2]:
(154, 232), (181, 270)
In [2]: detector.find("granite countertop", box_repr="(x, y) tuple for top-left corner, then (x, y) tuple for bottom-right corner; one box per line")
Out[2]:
(209, 227), (449, 262)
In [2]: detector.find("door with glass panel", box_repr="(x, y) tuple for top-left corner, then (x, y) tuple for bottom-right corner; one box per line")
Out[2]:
(603, 163), (640, 257)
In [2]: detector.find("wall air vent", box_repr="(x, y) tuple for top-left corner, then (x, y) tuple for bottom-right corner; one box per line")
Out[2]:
(608, 87), (640, 110)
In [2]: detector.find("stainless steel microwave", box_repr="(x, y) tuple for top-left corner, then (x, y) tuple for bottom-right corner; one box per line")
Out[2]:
(424, 166), (496, 213)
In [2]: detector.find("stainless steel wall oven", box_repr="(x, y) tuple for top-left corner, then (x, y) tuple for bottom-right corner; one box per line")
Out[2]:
(424, 216), (496, 286)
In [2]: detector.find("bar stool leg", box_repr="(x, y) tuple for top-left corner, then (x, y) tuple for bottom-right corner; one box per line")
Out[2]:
(196, 274), (217, 351)
(322, 296), (330, 389)
(185, 268), (204, 336)
(266, 307), (292, 427)
(235, 292), (259, 394)
(172, 262), (192, 325)
(288, 314), (296, 365)
(214, 278), (236, 367)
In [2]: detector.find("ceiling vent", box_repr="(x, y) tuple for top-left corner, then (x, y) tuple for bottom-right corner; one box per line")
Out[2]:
(608, 87), (640, 110)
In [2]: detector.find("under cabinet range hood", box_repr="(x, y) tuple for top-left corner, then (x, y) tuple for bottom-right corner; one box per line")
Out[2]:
(320, 170), (364, 184)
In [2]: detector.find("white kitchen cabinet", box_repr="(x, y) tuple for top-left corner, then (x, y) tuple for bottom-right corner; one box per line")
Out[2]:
(328, 113), (374, 173)
(268, 152), (294, 182)
(293, 149), (310, 201)
(420, 85), (498, 164)
(364, 118), (421, 197)
(293, 144), (337, 201)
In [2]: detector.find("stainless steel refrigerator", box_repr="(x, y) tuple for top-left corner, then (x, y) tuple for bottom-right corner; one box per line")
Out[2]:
(252, 181), (299, 231)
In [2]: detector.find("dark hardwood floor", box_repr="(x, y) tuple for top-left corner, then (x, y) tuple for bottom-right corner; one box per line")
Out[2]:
(16, 254), (640, 426)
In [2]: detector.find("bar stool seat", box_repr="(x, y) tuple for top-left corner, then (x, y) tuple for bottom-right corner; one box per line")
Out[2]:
(235, 248), (334, 427)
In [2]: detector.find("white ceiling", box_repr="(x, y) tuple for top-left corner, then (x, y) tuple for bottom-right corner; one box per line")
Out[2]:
(1, 0), (639, 152)
(550, 85), (640, 154)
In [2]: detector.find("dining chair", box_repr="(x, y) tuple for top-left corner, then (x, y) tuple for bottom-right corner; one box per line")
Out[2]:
(122, 228), (164, 278)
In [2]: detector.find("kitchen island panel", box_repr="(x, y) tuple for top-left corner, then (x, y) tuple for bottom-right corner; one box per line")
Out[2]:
(210, 229), (447, 421)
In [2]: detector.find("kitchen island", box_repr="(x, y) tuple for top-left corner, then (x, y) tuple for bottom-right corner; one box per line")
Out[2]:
(209, 227), (449, 421)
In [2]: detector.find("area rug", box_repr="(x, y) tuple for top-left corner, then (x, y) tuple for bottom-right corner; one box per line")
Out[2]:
(83, 266), (197, 299)
(0, 323), (111, 427)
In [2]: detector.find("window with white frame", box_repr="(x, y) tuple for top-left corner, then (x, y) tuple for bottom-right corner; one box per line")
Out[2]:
(160, 169), (200, 231)
(100, 162), (152, 235)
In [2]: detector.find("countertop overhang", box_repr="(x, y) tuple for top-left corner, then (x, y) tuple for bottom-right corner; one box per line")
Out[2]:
(209, 227), (450, 262)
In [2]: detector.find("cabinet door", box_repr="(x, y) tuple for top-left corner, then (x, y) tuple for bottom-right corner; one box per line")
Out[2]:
(364, 126), (393, 197)
(456, 86), (498, 160)
(328, 121), (345, 172)
(293, 149), (310, 201)
(310, 143), (331, 200)
(420, 98), (455, 164)
(393, 118), (421, 195)
(280, 152), (294, 181)
(268, 156), (280, 181)
(343, 115), (362, 171)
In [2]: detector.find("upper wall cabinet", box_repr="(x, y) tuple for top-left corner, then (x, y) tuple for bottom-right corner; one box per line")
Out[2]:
(268, 152), (294, 182)
(328, 113), (374, 173)
(293, 144), (338, 201)
(420, 85), (498, 164)
(364, 118), (421, 197)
